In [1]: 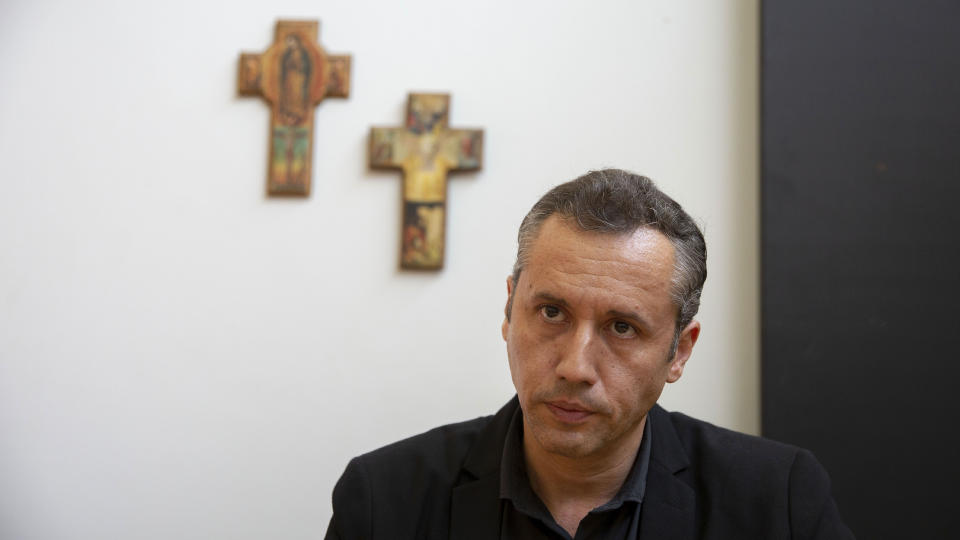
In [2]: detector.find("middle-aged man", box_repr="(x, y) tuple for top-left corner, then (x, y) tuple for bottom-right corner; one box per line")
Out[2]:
(325, 169), (854, 539)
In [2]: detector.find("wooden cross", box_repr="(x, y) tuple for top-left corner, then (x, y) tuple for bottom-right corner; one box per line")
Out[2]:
(370, 93), (484, 270)
(238, 20), (351, 196)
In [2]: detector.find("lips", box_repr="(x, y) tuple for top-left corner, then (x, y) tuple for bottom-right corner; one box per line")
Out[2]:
(545, 401), (594, 423)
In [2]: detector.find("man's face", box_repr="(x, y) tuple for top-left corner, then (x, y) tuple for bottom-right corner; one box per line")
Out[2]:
(502, 216), (699, 459)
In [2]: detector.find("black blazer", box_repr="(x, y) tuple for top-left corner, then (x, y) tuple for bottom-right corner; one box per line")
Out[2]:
(326, 397), (854, 539)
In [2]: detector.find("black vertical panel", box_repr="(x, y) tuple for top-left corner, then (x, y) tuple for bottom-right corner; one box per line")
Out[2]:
(762, 1), (960, 538)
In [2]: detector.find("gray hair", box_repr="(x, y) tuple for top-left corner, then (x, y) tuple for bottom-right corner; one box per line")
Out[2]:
(508, 169), (706, 341)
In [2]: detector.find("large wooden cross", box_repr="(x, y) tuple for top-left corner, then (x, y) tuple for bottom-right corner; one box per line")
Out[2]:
(238, 20), (351, 196)
(370, 94), (484, 270)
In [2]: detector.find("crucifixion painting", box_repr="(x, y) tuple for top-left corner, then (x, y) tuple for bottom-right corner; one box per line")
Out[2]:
(238, 20), (351, 196)
(370, 93), (484, 270)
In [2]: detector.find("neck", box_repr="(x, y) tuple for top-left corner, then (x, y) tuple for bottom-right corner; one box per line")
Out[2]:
(522, 416), (646, 534)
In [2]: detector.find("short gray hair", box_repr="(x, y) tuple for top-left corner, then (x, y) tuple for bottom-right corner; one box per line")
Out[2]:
(508, 169), (707, 337)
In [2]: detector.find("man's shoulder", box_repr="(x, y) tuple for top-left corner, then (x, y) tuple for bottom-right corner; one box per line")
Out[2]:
(654, 406), (854, 538)
(326, 406), (510, 539)
(663, 406), (800, 462)
(656, 405), (826, 500)
(353, 413), (495, 481)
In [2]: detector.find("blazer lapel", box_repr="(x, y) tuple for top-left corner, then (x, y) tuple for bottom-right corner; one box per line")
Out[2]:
(638, 465), (696, 540)
(637, 405), (697, 540)
(449, 397), (518, 539)
(450, 473), (501, 540)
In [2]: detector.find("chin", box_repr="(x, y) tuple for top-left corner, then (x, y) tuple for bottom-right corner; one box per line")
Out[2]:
(530, 426), (601, 458)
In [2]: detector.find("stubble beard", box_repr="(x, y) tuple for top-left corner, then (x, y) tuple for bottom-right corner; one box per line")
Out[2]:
(522, 388), (612, 459)
(524, 409), (603, 458)
(522, 388), (650, 460)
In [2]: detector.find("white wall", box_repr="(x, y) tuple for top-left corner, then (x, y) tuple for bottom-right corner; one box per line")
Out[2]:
(0, 1), (758, 538)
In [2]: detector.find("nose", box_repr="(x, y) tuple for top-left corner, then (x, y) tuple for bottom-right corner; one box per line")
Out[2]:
(554, 323), (600, 385)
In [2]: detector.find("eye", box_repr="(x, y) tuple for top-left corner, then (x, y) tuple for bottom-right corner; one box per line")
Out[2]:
(609, 320), (637, 338)
(539, 305), (567, 323)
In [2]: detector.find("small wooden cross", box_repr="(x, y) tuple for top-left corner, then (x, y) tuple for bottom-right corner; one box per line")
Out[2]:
(238, 20), (351, 196)
(370, 93), (484, 270)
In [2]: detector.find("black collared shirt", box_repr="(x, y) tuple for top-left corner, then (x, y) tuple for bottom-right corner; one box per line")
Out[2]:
(498, 407), (653, 540)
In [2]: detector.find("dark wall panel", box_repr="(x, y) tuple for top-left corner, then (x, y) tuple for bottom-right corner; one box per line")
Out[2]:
(762, 1), (960, 538)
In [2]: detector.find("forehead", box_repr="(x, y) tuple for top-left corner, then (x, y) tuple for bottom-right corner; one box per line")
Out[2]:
(521, 216), (676, 308)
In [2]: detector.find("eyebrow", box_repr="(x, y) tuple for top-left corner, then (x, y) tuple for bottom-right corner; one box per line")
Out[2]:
(532, 292), (570, 308)
(532, 291), (653, 331)
(606, 309), (652, 331)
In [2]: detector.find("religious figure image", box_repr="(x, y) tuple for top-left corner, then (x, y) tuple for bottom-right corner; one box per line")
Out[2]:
(271, 125), (310, 188)
(401, 202), (445, 268)
(446, 129), (482, 169)
(237, 20), (351, 196)
(369, 93), (484, 269)
(278, 34), (312, 125)
(325, 56), (351, 98)
(267, 32), (318, 191)
(238, 54), (261, 93)
(407, 93), (450, 134)
(370, 129), (397, 165)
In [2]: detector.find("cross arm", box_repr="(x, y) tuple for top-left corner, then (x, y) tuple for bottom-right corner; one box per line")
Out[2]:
(369, 127), (409, 169)
(237, 53), (263, 96)
(442, 129), (484, 171)
(325, 55), (352, 98)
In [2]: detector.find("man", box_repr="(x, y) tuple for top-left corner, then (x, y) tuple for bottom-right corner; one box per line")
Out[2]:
(325, 169), (854, 539)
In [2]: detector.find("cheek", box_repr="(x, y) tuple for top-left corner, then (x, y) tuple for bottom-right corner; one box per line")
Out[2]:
(603, 358), (662, 401)
(505, 335), (530, 389)
(507, 334), (552, 387)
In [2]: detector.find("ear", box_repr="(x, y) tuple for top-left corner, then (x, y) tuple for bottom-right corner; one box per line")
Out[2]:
(502, 276), (514, 341)
(666, 320), (700, 383)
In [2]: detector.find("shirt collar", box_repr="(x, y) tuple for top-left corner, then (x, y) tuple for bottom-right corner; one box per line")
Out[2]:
(499, 405), (653, 512)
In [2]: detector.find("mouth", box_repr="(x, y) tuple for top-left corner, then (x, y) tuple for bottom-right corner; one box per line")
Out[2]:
(545, 401), (594, 423)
